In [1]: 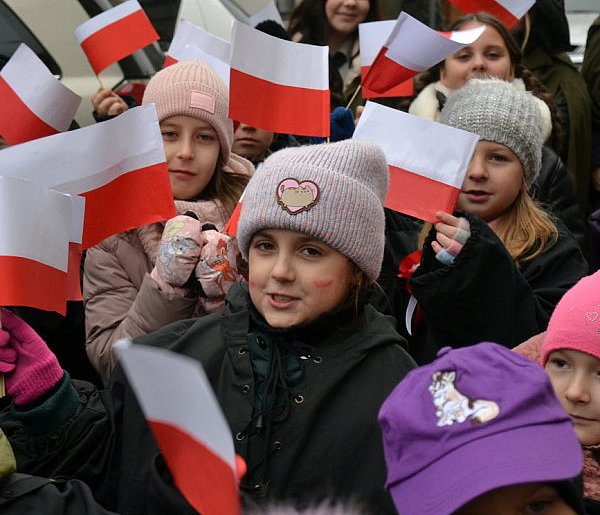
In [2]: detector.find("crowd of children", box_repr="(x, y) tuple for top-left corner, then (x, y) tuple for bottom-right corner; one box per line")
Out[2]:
(1, 1), (600, 514)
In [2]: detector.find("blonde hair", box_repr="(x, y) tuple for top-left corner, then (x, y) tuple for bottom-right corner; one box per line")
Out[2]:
(419, 184), (558, 267)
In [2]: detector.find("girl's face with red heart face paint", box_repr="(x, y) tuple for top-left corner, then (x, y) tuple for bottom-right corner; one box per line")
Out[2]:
(248, 228), (358, 328)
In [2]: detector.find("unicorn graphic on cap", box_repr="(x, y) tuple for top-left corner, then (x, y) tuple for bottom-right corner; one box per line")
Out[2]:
(429, 371), (500, 427)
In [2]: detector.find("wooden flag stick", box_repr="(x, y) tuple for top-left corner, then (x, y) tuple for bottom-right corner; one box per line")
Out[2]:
(345, 84), (362, 111)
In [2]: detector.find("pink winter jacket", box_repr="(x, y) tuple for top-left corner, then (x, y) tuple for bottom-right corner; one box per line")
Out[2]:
(514, 333), (600, 501)
(84, 154), (253, 381)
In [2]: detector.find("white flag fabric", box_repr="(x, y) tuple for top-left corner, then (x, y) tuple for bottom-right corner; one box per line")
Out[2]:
(165, 19), (231, 86)
(353, 101), (478, 222)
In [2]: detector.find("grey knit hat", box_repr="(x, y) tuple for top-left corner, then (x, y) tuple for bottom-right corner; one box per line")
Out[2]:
(237, 139), (389, 282)
(142, 60), (233, 162)
(439, 78), (542, 189)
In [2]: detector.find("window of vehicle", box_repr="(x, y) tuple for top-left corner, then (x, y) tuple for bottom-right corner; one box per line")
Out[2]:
(0, 1), (60, 75)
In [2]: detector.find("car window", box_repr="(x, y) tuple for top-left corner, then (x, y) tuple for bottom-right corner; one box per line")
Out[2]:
(0, 1), (60, 75)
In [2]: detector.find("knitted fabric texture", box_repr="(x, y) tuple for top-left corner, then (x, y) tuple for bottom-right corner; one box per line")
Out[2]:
(237, 139), (389, 282)
(439, 77), (542, 189)
(142, 60), (233, 162)
(541, 270), (600, 365)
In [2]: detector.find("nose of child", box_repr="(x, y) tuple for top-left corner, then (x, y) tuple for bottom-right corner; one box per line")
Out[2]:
(466, 156), (487, 181)
(472, 53), (486, 72)
(176, 137), (194, 160)
(271, 254), (295, 282)
(565, 376), (591, 404)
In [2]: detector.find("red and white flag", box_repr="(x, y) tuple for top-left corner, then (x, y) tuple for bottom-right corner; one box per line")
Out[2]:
(75, 0), (159, 75)
(165, 20), (231, 86)
(362, 12), (485, 96)
(353, 101), (478, 222)
(0, 105), (176, 249)
(359, 21), (413, 98)
(446, 0), (535, 28)
(116, 341), (242, 515)
(0, 44), (81, 145)
(0, 177), (73, 314)
(229, 21), (329, 137)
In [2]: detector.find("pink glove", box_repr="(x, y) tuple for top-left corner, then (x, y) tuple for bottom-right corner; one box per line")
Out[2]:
(0, 308), (63, 406)
(195, 227), (243, 312)
(151, 214), (202, 295)
(0, 328), (17, 373)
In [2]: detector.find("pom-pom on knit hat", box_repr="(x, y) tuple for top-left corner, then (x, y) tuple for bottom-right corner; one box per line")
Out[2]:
(378, 342), (584, 515)
(142, 60), (233, 162)
(439, 77), (542, 189)
(541, 270), (600, 365)
(236, 139), (389, 282)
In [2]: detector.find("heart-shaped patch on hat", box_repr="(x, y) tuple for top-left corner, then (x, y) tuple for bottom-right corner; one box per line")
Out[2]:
(276, 178), (320, 215)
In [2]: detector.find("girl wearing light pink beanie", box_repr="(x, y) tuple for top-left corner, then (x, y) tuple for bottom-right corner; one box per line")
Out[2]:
(84, 60), (254, 381)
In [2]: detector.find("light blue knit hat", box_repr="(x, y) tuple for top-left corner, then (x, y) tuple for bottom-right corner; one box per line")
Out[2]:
(237, 139), (389, 282)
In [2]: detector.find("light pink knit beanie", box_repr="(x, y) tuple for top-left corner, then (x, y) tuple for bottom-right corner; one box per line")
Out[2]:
(541, 270), (600, 365)
(237, 139), (389, 282)
(142, 60), (232, 162)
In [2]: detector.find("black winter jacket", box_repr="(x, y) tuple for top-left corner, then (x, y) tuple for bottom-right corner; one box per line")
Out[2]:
(532, 146), (586, 250)
(375, 210), (589, 364)
(1, 283), (415, 514)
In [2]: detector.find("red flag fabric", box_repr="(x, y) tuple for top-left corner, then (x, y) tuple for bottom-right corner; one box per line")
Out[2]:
(353, 101), (478, 222)
(359, 21), (413, 99)
(165, 20), (230, 86)
(116, 341), (241, 515)
(0, 44), (81, 145)
(74, 0), (159, 75)
(229, 21), (329, 137)
(0, 177), (72, 314)
(362, 13), (485, 96)
(0, 105), (176, 249)
(223, 188), (246, 238)
(446, 0), (535, 28)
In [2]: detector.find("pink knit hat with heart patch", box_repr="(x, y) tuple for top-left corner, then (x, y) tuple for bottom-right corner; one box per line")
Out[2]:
(541, 270), (600, 365)
(237, 139), (389, 282)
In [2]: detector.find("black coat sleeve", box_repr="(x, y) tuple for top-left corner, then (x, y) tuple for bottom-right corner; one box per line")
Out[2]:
(410, 213), (588, 350)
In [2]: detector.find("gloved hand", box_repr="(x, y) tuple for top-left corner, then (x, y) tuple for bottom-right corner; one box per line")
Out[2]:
(0, 308), (63, 406)
(330, 107), (355, 142)
(195, 225), (243, 312)
(151, 214), (202, 295)
(431, 212), (471, 266)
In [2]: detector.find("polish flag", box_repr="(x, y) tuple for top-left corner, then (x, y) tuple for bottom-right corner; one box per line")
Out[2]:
(0, 177), (73, 314)
(362, 13), (485, 96)
(75, 0), (159, 75)
(446, 0), (535, 28)
(0, 105), (176, 249)
(229, 21), (329, 137)
(353, 101), (478, 222)
(116, 341), (242, 515)
(0, 44), (81, 145)
(165, 20), (231, 86)
(359, 21), (413, 98)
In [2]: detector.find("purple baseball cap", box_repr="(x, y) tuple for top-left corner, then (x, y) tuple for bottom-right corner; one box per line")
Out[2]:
(378, 342), (583, 515)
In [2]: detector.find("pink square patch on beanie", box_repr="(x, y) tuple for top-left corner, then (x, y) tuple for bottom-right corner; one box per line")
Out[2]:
(189, 91), (215, 114)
